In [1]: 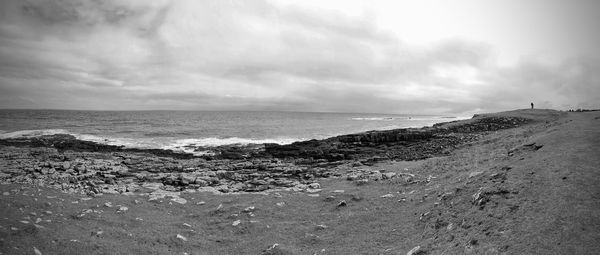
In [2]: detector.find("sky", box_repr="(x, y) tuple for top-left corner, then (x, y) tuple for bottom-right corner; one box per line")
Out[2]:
(0, 0), (599, 114)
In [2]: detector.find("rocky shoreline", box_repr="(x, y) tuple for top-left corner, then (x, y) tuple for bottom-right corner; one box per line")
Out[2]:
(0, 114), (534, 200)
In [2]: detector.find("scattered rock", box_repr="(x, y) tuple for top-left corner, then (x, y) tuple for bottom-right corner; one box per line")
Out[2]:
(337, 200), (347, 207)
(117, 206), (128, 213)
(308, 183), (320, 189)
(469, 171), (484, 178)
(306, 188), (321, 193)
(382, 172), (397, 179)
(176, 234), (187, 242)
(315, 224), (328, 230)
(170, 197), (187, 204)
(407, 245), (425, 255)
(354, 179), (369, 185)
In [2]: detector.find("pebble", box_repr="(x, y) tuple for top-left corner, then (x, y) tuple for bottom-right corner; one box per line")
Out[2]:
(243, 206), (255, 212)
(406, 246), (422, 255)
(176, 234), (187, 241)
(308, 183), (321, 189)
(232, 220), (241, 226)
(315, 224), (328, 230)
(276, 202), (285, 207)
(104, 202), (113, 208)
(170, 197), (187, 204)
(306, 188), (322, 193)
(117, 206), (128, 213)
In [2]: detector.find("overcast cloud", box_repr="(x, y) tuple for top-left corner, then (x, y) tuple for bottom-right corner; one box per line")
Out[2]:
(0, 0), (599, 114)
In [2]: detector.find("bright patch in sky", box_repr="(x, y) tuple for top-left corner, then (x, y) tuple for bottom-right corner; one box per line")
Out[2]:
(0, 0), (599, 114)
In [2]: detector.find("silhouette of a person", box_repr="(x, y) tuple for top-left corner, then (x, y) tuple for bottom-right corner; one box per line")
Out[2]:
(531, 102), (534, 109)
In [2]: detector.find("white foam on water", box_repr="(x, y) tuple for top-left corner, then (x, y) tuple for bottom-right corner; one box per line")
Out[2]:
(166, 137), (297, 148)
(163, 137), (299, 155)
(351, 117), (399, 121)
(0, 129), (71, 139)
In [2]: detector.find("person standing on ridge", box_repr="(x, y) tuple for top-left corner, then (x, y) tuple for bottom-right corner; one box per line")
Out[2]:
(531, 102), (534, 109)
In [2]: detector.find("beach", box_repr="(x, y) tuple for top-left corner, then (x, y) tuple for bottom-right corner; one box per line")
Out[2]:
(1, 109), (599, 254)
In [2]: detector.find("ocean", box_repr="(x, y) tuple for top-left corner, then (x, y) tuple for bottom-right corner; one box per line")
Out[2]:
(0, 110), (465, 154)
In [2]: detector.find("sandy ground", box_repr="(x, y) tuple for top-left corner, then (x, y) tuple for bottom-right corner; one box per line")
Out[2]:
(1, 109), (599, 254)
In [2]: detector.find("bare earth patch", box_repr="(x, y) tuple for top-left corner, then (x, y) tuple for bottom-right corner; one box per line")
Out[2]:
(1, 109), (599, 254)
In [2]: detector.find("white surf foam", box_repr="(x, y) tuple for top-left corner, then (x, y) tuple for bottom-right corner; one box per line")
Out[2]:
(351, 117), (398, 121)
(163, 137), (299, 155)
(0, 129), (71, 139)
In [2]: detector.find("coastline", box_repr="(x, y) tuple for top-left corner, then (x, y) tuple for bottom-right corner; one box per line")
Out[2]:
(1, 109), (599, 254)
(0, 110), (534, 194)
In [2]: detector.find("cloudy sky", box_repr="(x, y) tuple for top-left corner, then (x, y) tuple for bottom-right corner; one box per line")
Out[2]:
(0, 0), (599, 114)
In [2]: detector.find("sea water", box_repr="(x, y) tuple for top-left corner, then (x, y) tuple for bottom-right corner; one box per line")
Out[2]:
(0, 110), (465, 154)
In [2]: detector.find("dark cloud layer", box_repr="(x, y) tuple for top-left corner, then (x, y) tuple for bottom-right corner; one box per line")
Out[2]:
(0, 0), (599, 114)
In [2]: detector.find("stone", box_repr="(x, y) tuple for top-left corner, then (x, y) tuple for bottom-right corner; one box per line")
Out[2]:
(232, 220), (241, 226)
(104, 202), (113, 208)
(469, 171), (484, 178)
(243, 206), (255, 212)
(176, 234), (188, 242)
(346, 174), (361, 181)
(369, 171), (383, 181)
(381, 194), (395, 198)
(34, 247), (42, 255)
(382, 172), (397, 179)
(308, 183), (320, 189)
(354, 179), (369, 186)
(170, 197), (187, 204)
(306, 188), (321, 193)
(406, 246), (424, 255)
(117, 206), (128, 213)
(337, 200), (347, 207)
(142, 182), (164, 190)
(180, 173), (196, 185)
